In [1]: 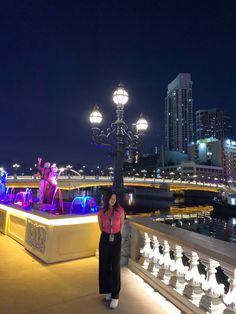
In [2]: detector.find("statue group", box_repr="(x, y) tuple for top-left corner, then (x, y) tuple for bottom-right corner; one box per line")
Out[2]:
(37, 157), (64, 205)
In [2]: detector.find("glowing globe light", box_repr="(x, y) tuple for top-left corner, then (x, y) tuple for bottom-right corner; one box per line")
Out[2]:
(113, 84), (128, 106)
(136, 113), (148, 132)
(89, 105), (102, 124)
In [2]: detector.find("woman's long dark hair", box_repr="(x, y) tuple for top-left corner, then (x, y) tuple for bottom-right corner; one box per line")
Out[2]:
(103, 190), (119, 212)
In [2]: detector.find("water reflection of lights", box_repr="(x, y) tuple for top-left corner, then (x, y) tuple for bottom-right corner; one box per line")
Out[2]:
(128, 193), (133, 206)
(152, 214), (236, 243)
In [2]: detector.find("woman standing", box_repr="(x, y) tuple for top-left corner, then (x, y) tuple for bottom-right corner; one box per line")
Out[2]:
(98, 191), (125, 309)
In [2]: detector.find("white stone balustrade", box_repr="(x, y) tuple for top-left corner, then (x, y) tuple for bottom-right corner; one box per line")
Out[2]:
(158, 240), (174, 284)
(128, 216), (236, 314)
(200, 259), (226, 313)
(184, 251), (205, 303)
(169, 244), (188, 292)
(139, 231), (152, 268)
(223, 269), (236, 314)
(147, 235), (161, 275)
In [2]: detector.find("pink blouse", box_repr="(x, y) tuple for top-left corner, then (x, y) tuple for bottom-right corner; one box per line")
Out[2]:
(98, 207), (124, 234)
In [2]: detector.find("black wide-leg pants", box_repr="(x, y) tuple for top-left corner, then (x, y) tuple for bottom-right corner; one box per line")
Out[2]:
(99, 231), (121, 299)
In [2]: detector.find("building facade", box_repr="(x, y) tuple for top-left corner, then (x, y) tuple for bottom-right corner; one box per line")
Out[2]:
(158, 161), (223, 182)
(165, 73), (193, 153)
(196, 108), (233, 141)
(223, 139), (236, 182)
(188, 138), (236, 182)
(188, 138), (223, 167)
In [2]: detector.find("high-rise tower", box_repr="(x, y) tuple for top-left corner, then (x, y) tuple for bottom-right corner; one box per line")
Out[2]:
(165, 73), (193, 153)
(196, 108), (233, 141)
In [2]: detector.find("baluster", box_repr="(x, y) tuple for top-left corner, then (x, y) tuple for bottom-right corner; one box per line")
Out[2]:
(147, 235), (161, 275)
(158, 240), (174, 285)
(146, 235), (154, 270)
(169, 245), (188, 293)
(200, 258), (226, 313)
(223, 269), (236, 314)
(183, 251), (205, 303)
(139, 232), (152, 269)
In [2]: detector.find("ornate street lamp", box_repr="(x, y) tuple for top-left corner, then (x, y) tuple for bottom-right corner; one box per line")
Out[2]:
(12, 163), (20, 177)
(89, 83), (148, 198)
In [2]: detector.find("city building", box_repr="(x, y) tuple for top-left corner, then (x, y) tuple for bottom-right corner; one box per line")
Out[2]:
(196, 108), (233, 141)
(188, 138), (223, 167)
(223, 139), (236, 182)
(188, 138), (236, 182)
(165, 73), (193, 154)
(124, 149), (189, 179)
(123, 152), (159, 178)
(157, 161), (223, 182)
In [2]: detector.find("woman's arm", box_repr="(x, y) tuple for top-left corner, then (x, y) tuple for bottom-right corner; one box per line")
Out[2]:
(98, 214), (103, 232)
(120, 212), (125, 233)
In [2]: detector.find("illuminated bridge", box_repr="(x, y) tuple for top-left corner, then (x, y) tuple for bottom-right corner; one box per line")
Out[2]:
(6, 175), (224, 193)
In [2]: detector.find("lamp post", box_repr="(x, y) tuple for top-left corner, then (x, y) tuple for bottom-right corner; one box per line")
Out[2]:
(12, 163), (20, 177)
(89, 83), (148, 198)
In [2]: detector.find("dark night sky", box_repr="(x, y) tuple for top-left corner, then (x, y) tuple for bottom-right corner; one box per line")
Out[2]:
(0, 0), (236, 171)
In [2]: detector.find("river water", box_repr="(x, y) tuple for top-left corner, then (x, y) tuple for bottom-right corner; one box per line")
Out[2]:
(64, 186), (236, 243)
(119, 188), (236, 244)
(4, 186), (236, 244)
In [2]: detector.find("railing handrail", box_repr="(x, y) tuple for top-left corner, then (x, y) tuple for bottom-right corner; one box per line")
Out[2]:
(129, 216), (236, 268)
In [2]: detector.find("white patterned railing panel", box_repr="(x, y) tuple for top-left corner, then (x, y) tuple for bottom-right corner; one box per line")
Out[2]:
(128, 216), (236, 314)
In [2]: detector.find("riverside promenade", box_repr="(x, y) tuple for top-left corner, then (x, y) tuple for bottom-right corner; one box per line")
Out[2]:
(0, 234), (180, 314)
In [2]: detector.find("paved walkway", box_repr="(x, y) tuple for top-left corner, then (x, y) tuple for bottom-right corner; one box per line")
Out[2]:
(0, 234), (181, 314)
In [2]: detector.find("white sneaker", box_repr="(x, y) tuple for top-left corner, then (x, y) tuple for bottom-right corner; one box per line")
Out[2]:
(105, 293), (111, 301)
(110, 299), (119, 309)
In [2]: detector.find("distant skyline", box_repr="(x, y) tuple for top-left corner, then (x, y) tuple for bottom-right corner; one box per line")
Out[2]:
(0, 0), (235, 170)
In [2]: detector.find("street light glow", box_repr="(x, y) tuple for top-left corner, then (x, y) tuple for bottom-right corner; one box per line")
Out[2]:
(112, 84), (128, 106)
(90, 105), (102, 124)
(136, 113), (148, 132)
